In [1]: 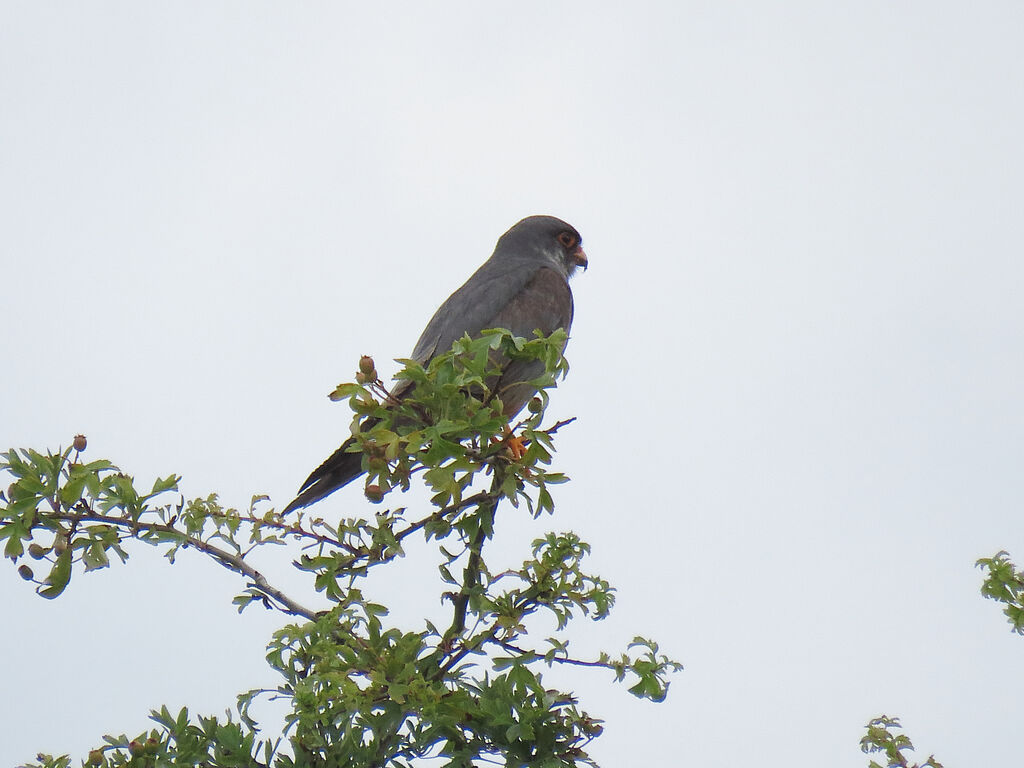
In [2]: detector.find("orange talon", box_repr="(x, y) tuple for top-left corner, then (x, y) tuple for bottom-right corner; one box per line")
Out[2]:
(504, 425), (527, 460)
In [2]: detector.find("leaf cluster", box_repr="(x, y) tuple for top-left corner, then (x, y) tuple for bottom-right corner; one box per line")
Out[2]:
(976, 550), (1024, 634)
(332, 329), (571, 512)
(860, 716), (943, 768)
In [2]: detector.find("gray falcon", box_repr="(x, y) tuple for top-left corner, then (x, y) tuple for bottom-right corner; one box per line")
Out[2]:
(283, 215), (587, 514)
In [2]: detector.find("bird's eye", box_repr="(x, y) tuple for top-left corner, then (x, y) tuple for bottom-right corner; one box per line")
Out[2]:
(557, 232), (577, 249)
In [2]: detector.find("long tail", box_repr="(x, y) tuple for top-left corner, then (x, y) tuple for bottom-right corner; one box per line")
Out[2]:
(284, 378), (411, 515)
(281, 437), (364, 514)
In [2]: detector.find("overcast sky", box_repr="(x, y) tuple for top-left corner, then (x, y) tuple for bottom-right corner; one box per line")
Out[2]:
(3, 3), (1024, 766)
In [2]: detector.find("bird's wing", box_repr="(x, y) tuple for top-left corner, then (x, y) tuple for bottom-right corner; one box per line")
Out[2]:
(411, 262), (573, 415)
(410, 259), (540, 364)
(484, 266), (574, 416)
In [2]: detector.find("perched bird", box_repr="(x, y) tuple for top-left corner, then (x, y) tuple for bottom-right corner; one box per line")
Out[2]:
(283, 215), (587, 514)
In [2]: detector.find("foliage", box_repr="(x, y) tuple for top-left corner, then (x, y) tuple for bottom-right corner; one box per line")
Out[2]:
(860, 716), (943, 768)
(2, 329), (681, 768)
(976, 550), (1024, 634)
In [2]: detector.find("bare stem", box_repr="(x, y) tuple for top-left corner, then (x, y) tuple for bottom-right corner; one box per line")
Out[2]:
(495, 639), (614, 670)
(51, 508), (318, 620)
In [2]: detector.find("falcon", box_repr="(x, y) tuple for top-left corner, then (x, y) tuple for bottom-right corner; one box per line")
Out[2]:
(283, 215), (587, 513)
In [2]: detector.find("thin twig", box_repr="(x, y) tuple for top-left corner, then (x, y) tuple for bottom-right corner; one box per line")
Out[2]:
(393, 491), (495, 543)
(48, 508), (318, 620)
(245, 514), (358, 554)
(495, 639), (613, 669)
(544, 416), (577, 435)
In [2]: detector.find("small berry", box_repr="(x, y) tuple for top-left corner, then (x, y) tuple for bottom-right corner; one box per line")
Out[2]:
(28, 543), (47, 560)
(358, 355), (376, 376)
(364, 484), (385, 503)
(527, 397), (543, 414)
(73, 434), (87, 452)
(355, 371), (369, 385)
(87, 749), (104, 766)
(18, 564), (34, 581)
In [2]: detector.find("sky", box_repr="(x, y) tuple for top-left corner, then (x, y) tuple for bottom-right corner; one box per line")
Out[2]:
(3, 2), (1024, 765)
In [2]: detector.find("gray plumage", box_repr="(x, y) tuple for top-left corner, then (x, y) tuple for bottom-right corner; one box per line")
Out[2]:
(283, 215), (587, 514)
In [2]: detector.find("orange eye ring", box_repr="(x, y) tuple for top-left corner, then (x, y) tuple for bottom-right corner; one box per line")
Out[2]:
(557, 232), (577, 249)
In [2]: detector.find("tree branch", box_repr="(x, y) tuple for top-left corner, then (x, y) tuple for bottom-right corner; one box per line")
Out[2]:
(248, 513), (359, 555)
(50, 508), (318, 620)
(442, 471), (505, 644)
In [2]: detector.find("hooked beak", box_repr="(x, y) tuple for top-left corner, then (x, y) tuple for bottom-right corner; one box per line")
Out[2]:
(573, 246), (588, 271)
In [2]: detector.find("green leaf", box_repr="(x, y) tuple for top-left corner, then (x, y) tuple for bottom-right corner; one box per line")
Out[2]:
(2, 519), (30, 558)
(329, 382), (368, 402)
(38, 550), (72, 599)
(82, 541), (110, 572)
(151, 475), (180, 495)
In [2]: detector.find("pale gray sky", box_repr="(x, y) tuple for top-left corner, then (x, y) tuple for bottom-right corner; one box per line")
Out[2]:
(3, 3), (1024, 766)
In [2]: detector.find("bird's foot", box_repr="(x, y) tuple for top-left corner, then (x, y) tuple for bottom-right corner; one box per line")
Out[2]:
(502, 426), (528, 460)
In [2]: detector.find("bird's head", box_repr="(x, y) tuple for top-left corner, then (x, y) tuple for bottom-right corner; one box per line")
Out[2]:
(497, 215), (588, 278)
